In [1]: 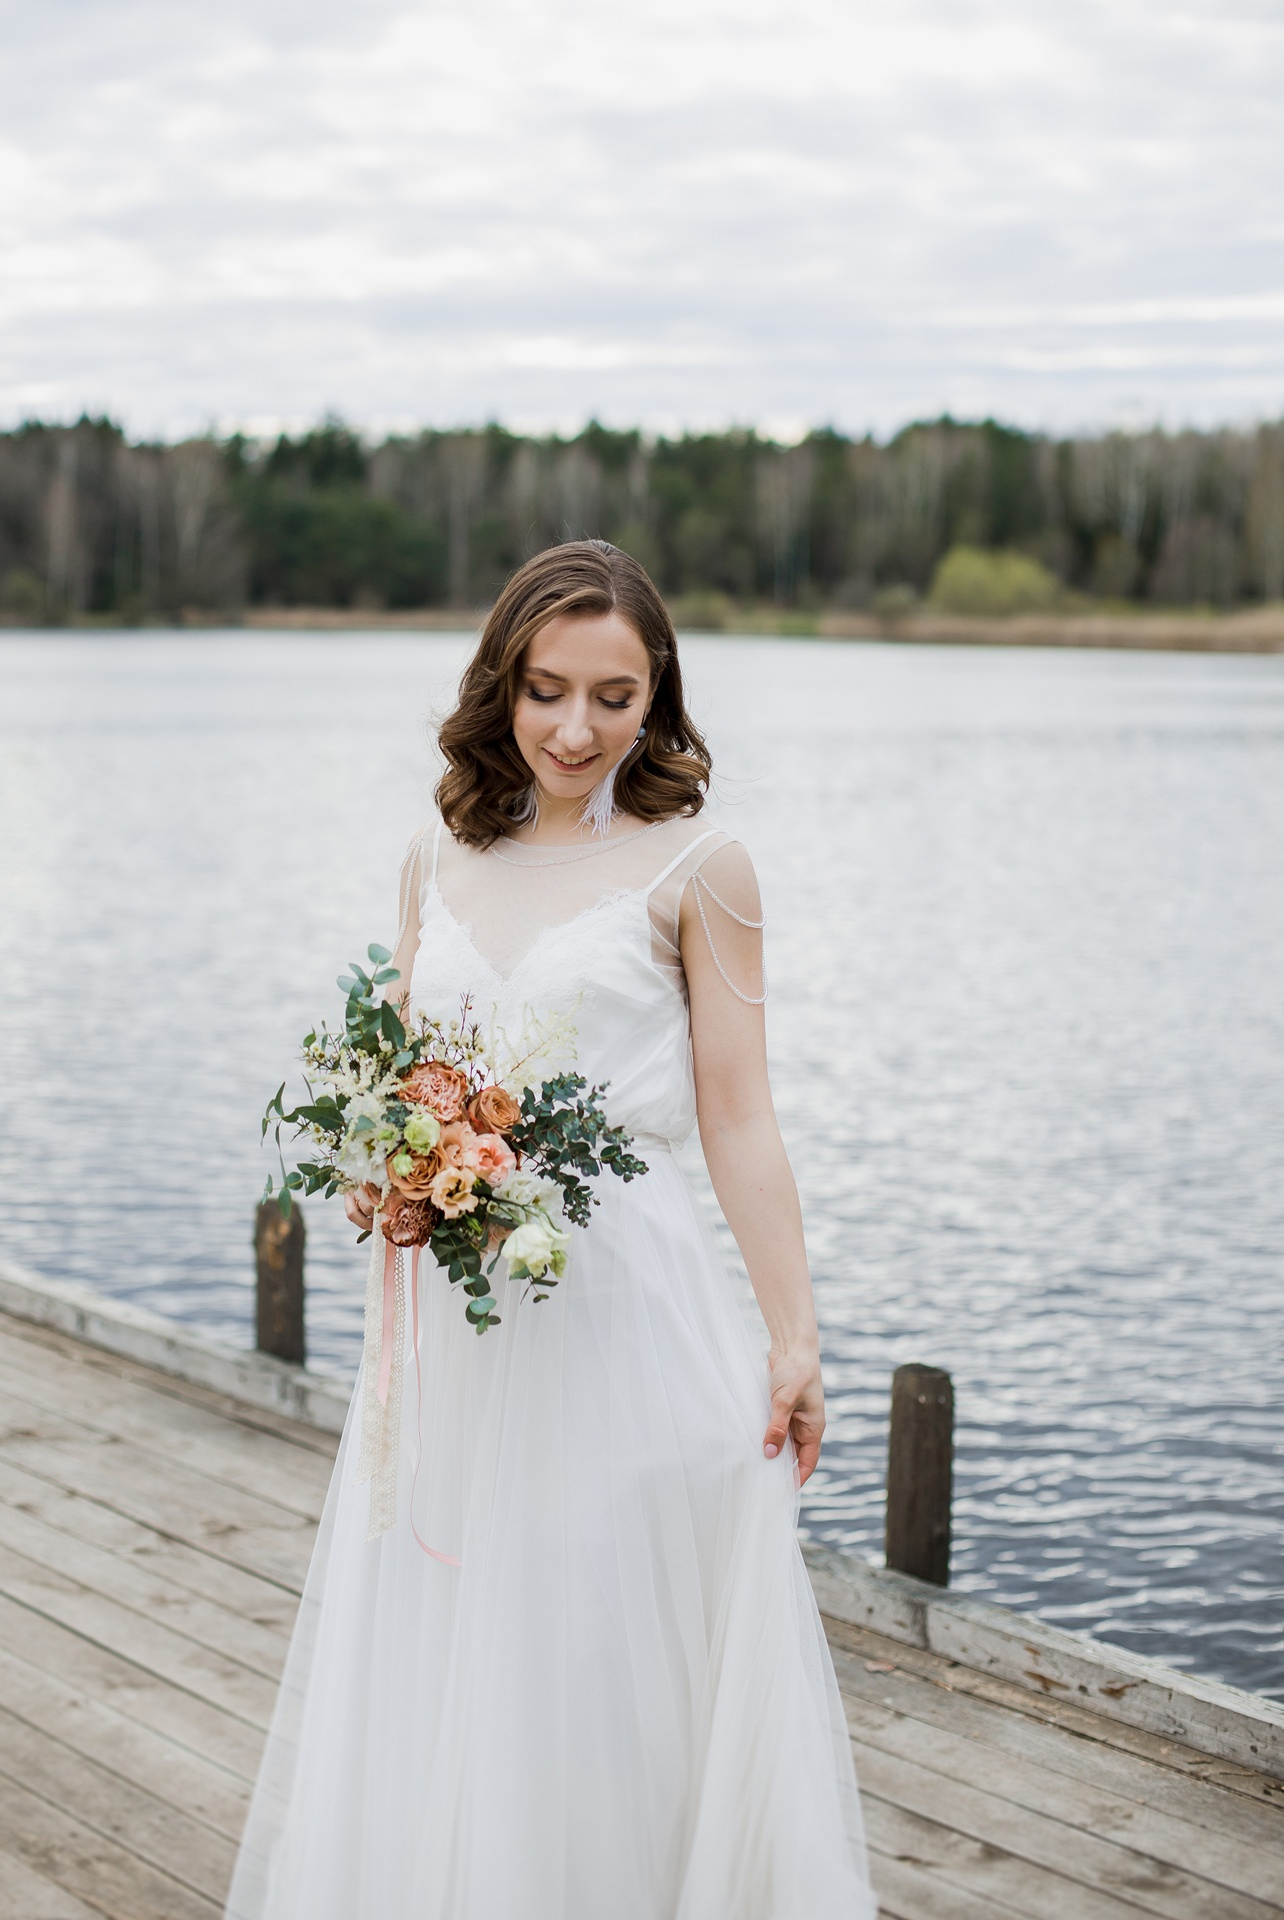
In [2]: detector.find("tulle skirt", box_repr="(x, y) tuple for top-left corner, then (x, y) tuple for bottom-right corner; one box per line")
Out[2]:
(225, 1153), (873, 1919)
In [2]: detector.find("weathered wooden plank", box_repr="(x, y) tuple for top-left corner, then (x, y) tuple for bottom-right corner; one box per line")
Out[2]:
(0, 1766), (219, 1920)
(0, 1268), (351, 1437)
(0, 1537), (279, 1729)
(843, 1672), (1284, 1903)
(0, 1703), (236, 1901)
(0, 1310), (344, 1468)
(0, 1345), (334, 1520)
(0, 1451), (301, 1632)
(0, 1414), (317, 1590)
(830, 1635), (1284, 1864)
(0, 1849), (105, 1920)
(867, 1858), (1028, 1920)
(854, 1742), (1283, 1920)
(0, 1641), (251, 1841)
(0, 1592), (264, 1781)
(825, 1613), (1284, 1814)
(0, 1486), (291, 1678)
(864, 1795), (1148, 1920)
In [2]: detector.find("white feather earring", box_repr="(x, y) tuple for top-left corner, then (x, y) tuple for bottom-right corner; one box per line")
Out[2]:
(511, 785), (538, 826)
(581, 726), (645, 838)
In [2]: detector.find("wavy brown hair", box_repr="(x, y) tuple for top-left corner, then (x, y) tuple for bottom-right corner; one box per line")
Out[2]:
(436, 540), (711, 848)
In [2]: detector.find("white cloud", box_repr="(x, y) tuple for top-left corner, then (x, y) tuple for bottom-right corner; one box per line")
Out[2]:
(0, 0), (1281, 436)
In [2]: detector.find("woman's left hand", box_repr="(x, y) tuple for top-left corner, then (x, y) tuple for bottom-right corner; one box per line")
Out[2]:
(764, 1347), (825, 1486)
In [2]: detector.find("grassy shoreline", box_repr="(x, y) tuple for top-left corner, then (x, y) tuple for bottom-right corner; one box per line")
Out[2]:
(223, 600), (1284, 652)
(4, 602), (1283, 653)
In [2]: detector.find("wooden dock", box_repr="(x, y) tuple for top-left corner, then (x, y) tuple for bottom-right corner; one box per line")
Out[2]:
(1, 1303), (1283, 1918)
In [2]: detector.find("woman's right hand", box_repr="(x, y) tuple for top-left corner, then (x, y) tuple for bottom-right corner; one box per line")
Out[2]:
(344, 1186), (376, 1231)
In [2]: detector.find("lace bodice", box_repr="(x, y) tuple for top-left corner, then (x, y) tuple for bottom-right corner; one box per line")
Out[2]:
(392, 815), (763, 1148)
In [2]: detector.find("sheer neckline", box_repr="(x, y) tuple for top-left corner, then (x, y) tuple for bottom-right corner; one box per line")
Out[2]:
(428, 879), (648, 987)
(397, 817), (763, 1008)
(487, 820), (667, 867)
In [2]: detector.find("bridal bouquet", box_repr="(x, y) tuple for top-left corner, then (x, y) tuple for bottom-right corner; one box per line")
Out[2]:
(262, 944), (647, 1334)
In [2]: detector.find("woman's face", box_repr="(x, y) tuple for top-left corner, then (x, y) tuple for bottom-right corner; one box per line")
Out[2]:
(512, 611), (651, 806)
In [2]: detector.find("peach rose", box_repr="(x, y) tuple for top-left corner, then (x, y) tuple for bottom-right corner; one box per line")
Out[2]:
(467, 1084), (521, 1136)
(473, 1131), (517, 1186)
(385, 1143), (443, 1200)
(439, 1120), (482, 1173)
(380, 1191), (438, 1246)
(428, 1164), (477, 1219)
(398, 1060), (469, 1122)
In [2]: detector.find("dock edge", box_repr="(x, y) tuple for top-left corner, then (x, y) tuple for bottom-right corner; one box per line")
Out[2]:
(4, 1256), (1282, 1782)
(805, 1542), (1284, 1782)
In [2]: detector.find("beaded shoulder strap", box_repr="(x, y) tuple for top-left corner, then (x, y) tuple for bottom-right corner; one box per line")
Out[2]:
(648, 829), (768, 1007)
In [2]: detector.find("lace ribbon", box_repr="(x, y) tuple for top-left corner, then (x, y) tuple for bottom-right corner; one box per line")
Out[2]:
(355, 1220), (461, 1564)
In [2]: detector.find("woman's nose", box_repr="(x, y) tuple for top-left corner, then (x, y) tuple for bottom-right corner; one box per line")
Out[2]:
(556, 701), (594, 749)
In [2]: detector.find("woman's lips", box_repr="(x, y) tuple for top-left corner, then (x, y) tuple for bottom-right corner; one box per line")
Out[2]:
(542, 747), (601, 773)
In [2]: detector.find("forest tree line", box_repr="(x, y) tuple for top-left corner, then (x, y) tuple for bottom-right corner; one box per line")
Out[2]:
(1, 413), (1282, 622)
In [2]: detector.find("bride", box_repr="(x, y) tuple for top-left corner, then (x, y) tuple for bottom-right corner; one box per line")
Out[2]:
(226, 541), (874, 1919)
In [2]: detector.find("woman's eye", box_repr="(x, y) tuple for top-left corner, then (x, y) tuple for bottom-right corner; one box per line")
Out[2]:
(600, 696), (632, 710)
(524, 687), (560, 704)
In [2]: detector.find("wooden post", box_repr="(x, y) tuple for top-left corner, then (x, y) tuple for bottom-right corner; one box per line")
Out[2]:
(885, 1363), (953, 1587)
(255, 1201), (306, 1365)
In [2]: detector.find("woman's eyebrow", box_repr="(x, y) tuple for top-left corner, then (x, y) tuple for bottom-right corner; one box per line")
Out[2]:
(525, 669), (642, 688)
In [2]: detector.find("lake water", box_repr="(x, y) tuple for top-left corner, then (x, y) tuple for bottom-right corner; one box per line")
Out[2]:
(2, 630), (1282, 1700)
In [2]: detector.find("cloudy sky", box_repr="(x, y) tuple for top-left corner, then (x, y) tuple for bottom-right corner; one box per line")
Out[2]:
(2, 0), (1282, 439)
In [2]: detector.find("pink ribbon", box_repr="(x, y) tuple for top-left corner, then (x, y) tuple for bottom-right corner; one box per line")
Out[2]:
(372, 1233), (461, 1566)
(408, 1245), (461, 1567)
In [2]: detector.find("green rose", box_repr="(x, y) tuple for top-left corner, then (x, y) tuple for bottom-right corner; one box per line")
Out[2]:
(404, 1109), (442, 1154)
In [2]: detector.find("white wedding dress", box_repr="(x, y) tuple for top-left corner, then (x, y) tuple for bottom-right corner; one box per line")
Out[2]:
(226, 815), (873, 1920)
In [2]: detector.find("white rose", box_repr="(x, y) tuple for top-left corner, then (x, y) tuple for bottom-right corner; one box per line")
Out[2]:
(501, 1215), (570, 1279)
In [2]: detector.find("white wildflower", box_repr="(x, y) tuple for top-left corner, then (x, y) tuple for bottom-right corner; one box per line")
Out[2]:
(494, 1168), (562, 1213)
(336, 1131), (391, 1188)
(491, 1004), (579, 1096)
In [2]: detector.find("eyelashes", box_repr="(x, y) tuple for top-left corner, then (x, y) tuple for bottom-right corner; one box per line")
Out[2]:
(522, 687), (634, 712)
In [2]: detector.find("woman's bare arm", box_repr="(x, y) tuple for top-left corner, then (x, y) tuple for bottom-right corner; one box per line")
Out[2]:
(681, 841), (825, 1485)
